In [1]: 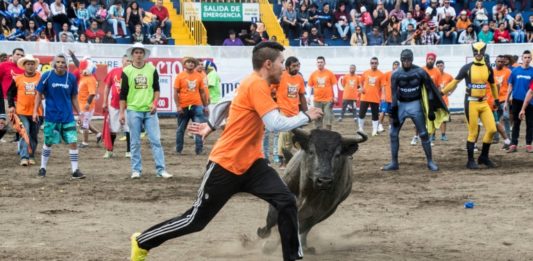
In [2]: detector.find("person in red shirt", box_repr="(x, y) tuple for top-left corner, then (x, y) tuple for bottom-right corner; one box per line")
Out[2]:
(494, 22), (511, 43)
(130, 41), (323, 261)
(85, 20), (105, 41)
(149, 0), (171, 37)
(102, 55), (131, 159)
(0, 48), (24, 142)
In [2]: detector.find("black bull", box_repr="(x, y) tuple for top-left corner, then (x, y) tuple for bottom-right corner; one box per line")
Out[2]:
(257, 128), (368, 252)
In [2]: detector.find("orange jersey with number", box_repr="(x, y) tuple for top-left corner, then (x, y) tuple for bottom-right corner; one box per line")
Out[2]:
(276, 71), (305, 116)
(341, 74), (359, 101)
(308, 69), (337, 102)
(209, 72), (279, 175)
(360, 69), (383, 103)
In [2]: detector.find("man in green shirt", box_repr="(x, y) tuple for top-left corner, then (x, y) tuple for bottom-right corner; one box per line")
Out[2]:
(477, 23), (494, 44)
(119, 43), (172, 179)
(204, 60), (221, 107)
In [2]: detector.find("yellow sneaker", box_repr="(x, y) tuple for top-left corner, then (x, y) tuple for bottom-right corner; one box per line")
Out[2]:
(140, 132), (147, 139)
(119, 135), (127, 141)
(130, 232), (148, 261)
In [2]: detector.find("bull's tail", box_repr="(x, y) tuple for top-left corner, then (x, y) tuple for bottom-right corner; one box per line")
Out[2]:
(257, 205), (279, 239)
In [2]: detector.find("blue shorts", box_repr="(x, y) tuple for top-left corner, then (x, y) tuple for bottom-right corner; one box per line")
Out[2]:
(380, 101), (391, 114)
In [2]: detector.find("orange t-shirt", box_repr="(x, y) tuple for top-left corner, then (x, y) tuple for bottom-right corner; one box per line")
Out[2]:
(341, 73), (359, 101)
(174, 71), (206, 108)
(308, 69), (337, 102)
(361, 69), (383, 103)
(209, 72), (279, 175)
(12, 72), (42, 116)
(493, 67), (511, 101)
(423, 66), (442, 87)
(78, 75), (97, 112)
(276, 71), (305, 117)
(439, 72), (453, 106)
(382, 70), (393, 103)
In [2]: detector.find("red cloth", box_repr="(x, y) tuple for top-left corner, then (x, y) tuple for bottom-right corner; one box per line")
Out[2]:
(0, 61), (24, 97)
(149, 6), (169, 22)
(102, 111), (113, 151)
(426, 52), (437, 60)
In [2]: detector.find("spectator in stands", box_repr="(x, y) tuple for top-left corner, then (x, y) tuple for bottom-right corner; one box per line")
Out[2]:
(456, 10), (471, 36)
(59, 32), (70, 42)
(307, 3), (321, 32)
(149, 27), (167, 45)
(44, 21), (56, 42)
(389, 4), (405, 21)
(318, 3), (334, 38)
(308, 26), (325, 46)
(24, 20), (39, 41)
(241, 23), (261, 45)
(400, 11), (417, 33)
(33, 0), (51, 25)
(373, 1), (389, 37)
(401, 23), (418, 45)
(300, 30), (309, 46)
(437, 0), (455, 21)
(37, 31), (49, 42)
(76, 2), (90, 33)
(367, 26), (384, 45)
(510, 13), (526, 43)
(149, 0), (171, 37)
(222, 29), (243, 46)
(108, 1), (128, 38)
(358, 6), (373, 35)
(94, 36), (101, 43)
(350, 25), (367, 46)
(78, 33), (88, 43)
(396, 0), (413, 12)
(7, 0), (24, 26)
(458, 24), (477, 44)
(312, 0), (331, 10)
(425, 0), (438, 24)
(494, 12), (509, 30)
(281, 1), (299, 39)
(420, 22), (440, 45)
(387, 15), (400, 34)
(526, 15), (533, 43)
(439, 12), (457, 44)
(412, 4), (425, 22)
(494, 22), (511, 43)
(131, 24), (147, 44)
(95, 4), (108, 26)
(59, 22), (74, 42)
(87, 0), (99, 21)
(51, 0), (69, 26)
(126, 1), (144, 37)
(386, 28), (402, 45)
(333, 2), (350, 40)
(85, 20), (105, 41)
(492, 1), (505, 22)
(471, 1), (489, 30)
(102, 30), (117, 43)
(66, 1), (78, 27)
(489, 20), (498, 32)
(0, 17), (10, 38)
(478, 23), (494, 43)
(297, 3), (312, 34)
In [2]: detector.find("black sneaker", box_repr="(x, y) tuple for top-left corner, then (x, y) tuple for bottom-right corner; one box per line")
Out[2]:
(96, 133), (102, 144)
(38, 168), (46, 178)
(71, 169), (86, 179)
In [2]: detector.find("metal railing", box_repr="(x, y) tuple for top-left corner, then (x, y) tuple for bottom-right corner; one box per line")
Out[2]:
(179, 0), (208, 45)
(258, 0), (287, 46)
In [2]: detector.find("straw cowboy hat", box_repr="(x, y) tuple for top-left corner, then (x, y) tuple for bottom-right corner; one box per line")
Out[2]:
(182, 56), (199, 66)
(126, 43), (151, 60)
(17, 54), (40, 69)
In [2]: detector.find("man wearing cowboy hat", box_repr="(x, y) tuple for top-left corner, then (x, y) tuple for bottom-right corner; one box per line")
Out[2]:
(119, 43), (172, 179)
(7, 54), (43, 166)
(174, 56), (208, 155)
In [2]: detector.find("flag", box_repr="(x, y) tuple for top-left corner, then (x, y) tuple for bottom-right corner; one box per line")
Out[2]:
(102, 111), (113, 151)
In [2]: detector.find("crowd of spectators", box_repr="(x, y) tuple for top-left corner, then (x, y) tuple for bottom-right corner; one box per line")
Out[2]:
(0, 0), (172, 44)
(275, 0), (533, 46)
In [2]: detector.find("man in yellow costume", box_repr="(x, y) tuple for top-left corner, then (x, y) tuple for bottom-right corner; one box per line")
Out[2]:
(442, 42), (499, 169)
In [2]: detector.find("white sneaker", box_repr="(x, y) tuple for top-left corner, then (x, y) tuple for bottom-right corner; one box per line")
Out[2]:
(410, 136), (419, 145)
(125, 152), (131, 158)
(131, 171), (141, 179)
(377, 124), (385, 133)
(157, 170), (173, 179)
(372, 131), (378, 136)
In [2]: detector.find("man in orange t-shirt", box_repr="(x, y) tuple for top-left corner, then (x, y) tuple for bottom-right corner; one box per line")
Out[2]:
(436, 60), (454, 141)
(358, 57), (384, 136)
(77, 61), (99, 147)
(174, 57), (208, 155)
(276, 56), (307, 168)
(6, 55), (42, 165)
(379, 61), (399, 132)
(307, 56), (338, 130)
(338, 64), (360, 122)
(493, 55), (512, 148)
(131, 42), (323, 261)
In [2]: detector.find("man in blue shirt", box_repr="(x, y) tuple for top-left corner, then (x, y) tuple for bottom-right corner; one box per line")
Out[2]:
(367, 26), (384, 46)
(33, 54), (85, 179)
(506, 50), (533, 153)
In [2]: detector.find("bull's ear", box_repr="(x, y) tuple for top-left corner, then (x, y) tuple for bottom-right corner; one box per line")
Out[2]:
(292, 128), (310, 151)
(341, 138), (359, 155)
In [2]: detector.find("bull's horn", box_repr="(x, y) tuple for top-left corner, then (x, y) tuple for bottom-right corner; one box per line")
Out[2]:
(345, 131), (368, 143)
(291, 128), (310, 138)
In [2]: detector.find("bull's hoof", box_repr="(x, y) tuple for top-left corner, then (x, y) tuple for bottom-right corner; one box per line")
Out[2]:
(304, 246), (316, 255)
(257, 227), (271, 238)
(381, 162), (399, 171)
(262, 239), (278, 254)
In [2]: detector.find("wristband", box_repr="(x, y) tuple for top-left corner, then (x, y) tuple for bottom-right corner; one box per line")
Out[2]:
(303, 112), (312, 123)
(207, 121), (216, 131)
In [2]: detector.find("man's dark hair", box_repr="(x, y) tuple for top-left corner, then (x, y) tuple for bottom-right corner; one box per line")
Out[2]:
(436, 60), (444, 65)
(523, 50), (531, 55)
(252, 41), (284, 70)
(12, 48), (24, 55)
(285, 56), (299, 68)
(317, 56), (325, 62)
(371, 57), (379, 61)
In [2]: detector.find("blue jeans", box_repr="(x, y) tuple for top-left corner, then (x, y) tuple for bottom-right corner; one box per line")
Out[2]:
(439, 31), (457, 44)
(127, 110), (166, 174)
(263, 130), (279, 161)
(150, 20), (172, 36)
(176, 105), (205, 154)
(18, 115), (41, 159)
(511, 30), (525, 43)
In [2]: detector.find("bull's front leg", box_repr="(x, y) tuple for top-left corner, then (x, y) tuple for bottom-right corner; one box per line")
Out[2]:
(257, 205), (278, 239)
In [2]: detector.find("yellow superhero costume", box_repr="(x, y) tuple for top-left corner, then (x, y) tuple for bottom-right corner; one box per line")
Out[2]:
(442, 42), (499, 169)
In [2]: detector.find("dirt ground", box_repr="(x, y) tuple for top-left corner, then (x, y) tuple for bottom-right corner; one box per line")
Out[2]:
(1, 116), (533, 261)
